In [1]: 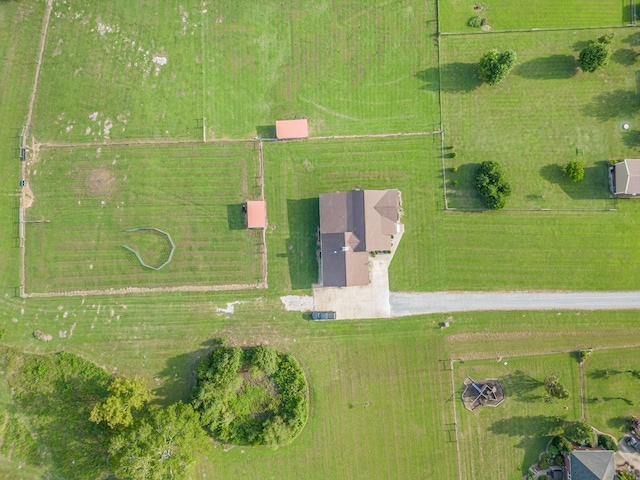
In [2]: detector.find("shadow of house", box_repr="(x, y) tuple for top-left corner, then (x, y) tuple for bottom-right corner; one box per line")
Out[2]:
(256, 125), (276, 139)
(515, 55), (577, 80)
(286, 198), (320, 290)
(581, 90), (640, 122)
(612, 48), (638, 66)
(227, 204), (246, 230)
(415, 63), (482, 93)
(539, 162), (610, 200)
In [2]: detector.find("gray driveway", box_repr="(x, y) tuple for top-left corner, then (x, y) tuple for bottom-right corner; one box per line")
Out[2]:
(390, 291), (640, 317)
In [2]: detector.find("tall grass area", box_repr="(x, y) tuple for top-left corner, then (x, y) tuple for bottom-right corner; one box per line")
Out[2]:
(439, 0), (625, 33)
(25, 142), (263, 292)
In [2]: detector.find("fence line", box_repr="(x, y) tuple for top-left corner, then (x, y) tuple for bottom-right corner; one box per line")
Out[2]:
(441, 23), (635, 37)
(632, 0), (637, 26)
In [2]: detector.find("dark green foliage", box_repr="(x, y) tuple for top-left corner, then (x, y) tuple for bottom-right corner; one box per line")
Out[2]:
(452, 180), (459, 186)
(552, 435), (574, 454)
(578, 41), (611, 72)
(478, 49), (517, 85)
(555, 454), (565, 467)
(539, 475), (549, 480)
(544, 373), (570, 400)
(564, 421), (597, 447)
(474, 161), (512, 209)
(192, 344), (308, 447)
(538, 455), (550, 469)
(548, 444), (559, 456)
(109, 402), (207, 480)
(0, 416), (41, 465)
(467, 16), (483, 28)
(597, 434), (618, 451)
(597, 33), (614, 44)
(451, 166), (459, 173)
(564, 161), (585, 182)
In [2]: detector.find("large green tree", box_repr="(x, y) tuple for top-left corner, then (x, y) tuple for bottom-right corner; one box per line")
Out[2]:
(578, 41), (611, 72)
(544, 373), (569, 400)
(90, 376), (152, 429)
(108, 402), (207, 480)
(564, 421), (597, 447)
(478, 49), (517, 86)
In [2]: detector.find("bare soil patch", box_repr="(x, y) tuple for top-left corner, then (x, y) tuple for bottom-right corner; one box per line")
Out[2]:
(86, 168), (116, 196)
(22, 183), (35, 209)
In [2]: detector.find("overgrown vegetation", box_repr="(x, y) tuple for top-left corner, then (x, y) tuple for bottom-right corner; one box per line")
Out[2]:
(191, 343), (308, 448)
(474, 161), (512, 209)
(478, 49), (517, 85)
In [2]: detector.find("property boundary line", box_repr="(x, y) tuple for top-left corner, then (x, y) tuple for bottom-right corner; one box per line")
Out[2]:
(441, 23), (636, 37)
(449, 359), (463, 480)
(435, 0), (449, 210)
(258, 140), (268, 289)
(23, 283), (266, 298)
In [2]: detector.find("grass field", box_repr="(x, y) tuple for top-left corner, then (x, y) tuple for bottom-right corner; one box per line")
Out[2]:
(439, 0), (626, 33)
(441, 28), (638, 210)
(585, 347), (640, 437)
(262, 136), (442, 292)
(25, 142), (264, 293)
(455, 354), (582, 479)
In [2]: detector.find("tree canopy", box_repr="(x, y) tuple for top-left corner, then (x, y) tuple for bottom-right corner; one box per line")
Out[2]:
(90, 376), (152, 429)
(564, 421), (597, 447)
(578, 41), (611, 73)
(564, 161), (585, 182)
(191, 344), (308, 448)
(544, 373), (569, 401)
(474, 160), (512, 209)
(478, 49), (517, 86)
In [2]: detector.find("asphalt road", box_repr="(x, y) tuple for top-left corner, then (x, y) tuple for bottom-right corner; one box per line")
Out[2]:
(390, 291), (640, 317)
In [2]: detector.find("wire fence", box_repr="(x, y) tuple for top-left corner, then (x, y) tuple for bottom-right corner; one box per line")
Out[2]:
(631, 0), (637, 26)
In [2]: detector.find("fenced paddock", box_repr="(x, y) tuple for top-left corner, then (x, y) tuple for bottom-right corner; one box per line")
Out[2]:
(23, 142), (266, 294)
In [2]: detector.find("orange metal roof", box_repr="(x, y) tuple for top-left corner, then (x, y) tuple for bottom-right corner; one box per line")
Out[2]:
(275, 119), (309, 139)
(246, 201), (266, 229)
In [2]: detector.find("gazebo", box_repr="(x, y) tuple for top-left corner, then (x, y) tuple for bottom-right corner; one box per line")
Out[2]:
(275, 119), (309, 139)
(246, 201), (266, 229)
(461, 377), (505, 411)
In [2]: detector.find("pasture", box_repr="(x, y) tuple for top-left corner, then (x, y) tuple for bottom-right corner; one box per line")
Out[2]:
(439, 0), (626, 33)
(25, 142), (264, 293)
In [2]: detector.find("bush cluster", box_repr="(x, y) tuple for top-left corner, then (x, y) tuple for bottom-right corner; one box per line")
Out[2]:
(191, 345), (308, 448)
(474, 161), (512, 209)
(597, 434), (618, 451)
(478, 49), (517, 86)
(578, 36), (612, 73)
(467, 16), (484, 28)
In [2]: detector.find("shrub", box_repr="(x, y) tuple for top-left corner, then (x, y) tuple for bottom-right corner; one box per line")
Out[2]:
(552, 435), (573, 454)
(539, 475), (549, 480)
(451, 166), (459, 173)
(564, 161), (585, 182)
(555, 454), (564, 467)
(451, 152), (458, 158)
(548, 444), (559, 456)
(452, 180), (459, 186)
(598, 33), (614, 44)
(478, 49), (517, 85)
(474, 161), (512, 209)
(579, 349), (591, 363)
(578, 41), (611, 72)
(538, 457), (550, 469)
(597, 434), (618, 451)
(467, 16), (484, 28)
(564, 421), (597, 447)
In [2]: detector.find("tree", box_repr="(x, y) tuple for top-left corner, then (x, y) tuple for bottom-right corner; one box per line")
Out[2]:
(551, 435), (573, 454)
(109, 402), (207, 480)
(578, 41), (611, 73)
(544, 373), (569, 400)
(251, 345), (279, 375)
(90, 376), (151, 429)
(564, 161), (585, 182)
(597, 433), (618, 451)
(564, 421), (597, 447)
(474, 160), (512, 209)
(478, 49), (517, 85)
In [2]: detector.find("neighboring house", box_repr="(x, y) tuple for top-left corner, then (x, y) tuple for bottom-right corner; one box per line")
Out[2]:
(275, 119), (309, 139)
(564, 449), (615, 480)
(319, 189), (400, 287)
(611, 159), (640, 196)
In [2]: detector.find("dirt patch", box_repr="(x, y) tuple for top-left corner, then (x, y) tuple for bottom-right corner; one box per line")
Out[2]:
(280, 295), (313, 312)
(33, 330), (52, 342)
(86, 169), (116, 196)
(22, 183), (34, 209)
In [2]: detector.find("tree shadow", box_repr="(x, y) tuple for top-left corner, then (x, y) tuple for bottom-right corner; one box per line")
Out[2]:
(286, 198), (319, 290)
(588, 368), (624, 379)
(416, 63), (482, 93)
(446, 162), (485, 209)
(607, 416), (628, 432)
(572, 40), (591, 52)
(156, 338), (224, 405)
(256, 125), (276, 139)
(540, 162), (610, 200)
(612, 48), (638, 66)
(622, 32), (640, 47)
(582, 90), (640, 122)
(502, 370), (545, 403)
(589, 396), (634, 406)
(227, 203), (246, 230)
(515, 55), (577, 80)
(622, 129), (640, 148)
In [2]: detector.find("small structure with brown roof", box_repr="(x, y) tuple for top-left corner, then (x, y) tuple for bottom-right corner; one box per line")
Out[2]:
(461, 377), (505, 411)
(611, 159), (640, 196)
(318, 189), (400, 287)
(275, 119), (309, 140)
(246, 200), (266, 229)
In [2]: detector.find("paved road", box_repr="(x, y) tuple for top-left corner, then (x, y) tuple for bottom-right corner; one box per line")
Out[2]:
(390, 291), (640, 317)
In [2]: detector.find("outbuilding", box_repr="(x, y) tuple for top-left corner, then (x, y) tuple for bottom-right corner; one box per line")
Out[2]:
(246, 200), (266, 229)
(275, 119), (309, 140)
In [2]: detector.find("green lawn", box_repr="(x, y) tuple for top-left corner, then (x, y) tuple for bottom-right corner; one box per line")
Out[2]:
(262, 136), (442, 292)
(455, 354), (581, 479)
(439, 0), (626, 33)
(585, 347), (640, 437)
(441, 28), (639, 210)
(25, 142), (264, 292)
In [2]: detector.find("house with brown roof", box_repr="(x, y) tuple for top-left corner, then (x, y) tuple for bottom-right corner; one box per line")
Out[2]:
(563, 449), (615, 480)
(611, 159), (640, 196)
(275, 119), (309, 140)
(319, 189), (400, 287)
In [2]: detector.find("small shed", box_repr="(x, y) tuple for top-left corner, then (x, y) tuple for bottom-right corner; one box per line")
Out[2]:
(246, 201), (266, 229)
(275, 119), (309, 140)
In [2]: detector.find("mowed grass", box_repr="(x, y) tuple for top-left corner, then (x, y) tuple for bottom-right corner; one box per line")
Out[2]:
(25, 142), (263, 292)
(262, 136), (442, 292)
(441, 28), (639, 210)
(439, 0), (626, 33)
(455, 354), (581, 479)
(585, 347), (640, 437)
(33, 0), (204, 142)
